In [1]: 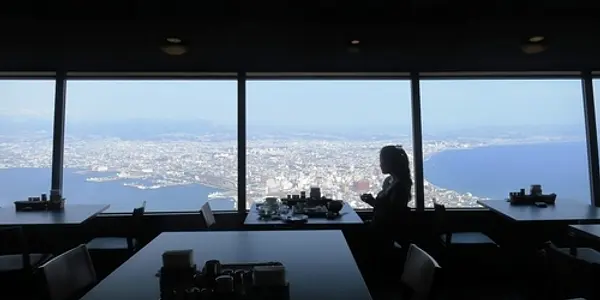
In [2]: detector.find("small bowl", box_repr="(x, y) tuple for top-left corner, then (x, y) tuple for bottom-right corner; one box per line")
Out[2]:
(327, 200), (343, 213)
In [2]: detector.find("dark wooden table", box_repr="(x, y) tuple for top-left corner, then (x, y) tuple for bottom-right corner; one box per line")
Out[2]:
(477, 200), (600, 222)
(81, 230), (372, 300)
(569, 224), (600, 240)
(244, 202), (364, 226)
(0, 204), (110, 226)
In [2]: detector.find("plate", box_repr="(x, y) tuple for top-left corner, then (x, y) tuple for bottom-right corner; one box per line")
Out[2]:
(284, 214), (308, 223)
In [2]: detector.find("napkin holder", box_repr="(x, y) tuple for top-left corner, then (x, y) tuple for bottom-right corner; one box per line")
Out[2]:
(47, 199), (65, 210)
(159, 250), (197, 295)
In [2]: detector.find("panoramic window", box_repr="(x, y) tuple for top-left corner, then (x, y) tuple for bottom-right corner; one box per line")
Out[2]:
(63, 80), (237, 213)
(0, 80), (55, 207)
(246, 80), (413, 209)
(421, 79), (589, 208)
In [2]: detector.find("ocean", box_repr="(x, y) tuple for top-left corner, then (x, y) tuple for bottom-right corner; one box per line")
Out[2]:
(0, 141), (593, 212)
(0, 168), (235, 213)
(424, 141), (591, 203)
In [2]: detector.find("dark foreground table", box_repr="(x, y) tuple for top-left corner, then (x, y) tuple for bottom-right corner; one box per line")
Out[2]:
(81, 230), (372, 300)
(244, 202), (364, 227)
(477, 200), (600, 223)
(570, 224), (600, 241)
(0, 204), (110, 226)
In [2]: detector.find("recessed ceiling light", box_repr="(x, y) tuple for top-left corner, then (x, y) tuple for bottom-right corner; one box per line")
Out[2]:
(166, 37), (182, 44)
(350, 40), (360, 45)
(161, 45), (188, 56)
(528, 36), (545, 43)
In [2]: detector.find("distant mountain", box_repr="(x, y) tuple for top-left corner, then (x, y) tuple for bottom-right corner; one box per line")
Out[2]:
(0, 118), (236, 140)
(0, 118), (53, 135)
(65, 119), (235, 139)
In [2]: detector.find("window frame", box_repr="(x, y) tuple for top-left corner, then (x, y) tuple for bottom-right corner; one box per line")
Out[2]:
(418, 72), (597, 209)
(3, 71), (598, 216)
(245, 74), (414, 213)
(61, 73), (240, 214)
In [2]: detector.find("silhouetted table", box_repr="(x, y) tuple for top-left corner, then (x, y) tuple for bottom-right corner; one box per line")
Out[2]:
(80, 230), (372, 300)
(569, 224), (600, 240)
(477, 200), (600, 222)
(0, 204), (110, 226)
(244, 202), (364, 227)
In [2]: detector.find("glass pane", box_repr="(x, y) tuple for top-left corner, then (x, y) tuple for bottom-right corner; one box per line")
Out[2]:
(0, 80), (55, 206)
(64, 80), (237, 213)
(246, 80), (413, 209)
(421, 79), (589, 208)
(594, 79), (600, 194)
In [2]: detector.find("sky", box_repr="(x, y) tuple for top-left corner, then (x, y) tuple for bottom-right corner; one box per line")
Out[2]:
(0, 79), (591, 134)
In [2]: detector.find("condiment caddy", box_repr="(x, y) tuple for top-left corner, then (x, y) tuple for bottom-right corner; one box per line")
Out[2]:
(508, 184), (556, 205)
(14, 190), (65, 211)
(157, 250), (289, 300)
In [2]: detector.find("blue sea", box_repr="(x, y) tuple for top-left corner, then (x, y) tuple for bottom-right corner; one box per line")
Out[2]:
(0, 168), (236, 213)
(424, 141), (591, 203)
(0, 141), (592, 212)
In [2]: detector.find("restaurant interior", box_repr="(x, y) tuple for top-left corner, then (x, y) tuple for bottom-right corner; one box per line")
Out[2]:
(2, 3), (600, 300)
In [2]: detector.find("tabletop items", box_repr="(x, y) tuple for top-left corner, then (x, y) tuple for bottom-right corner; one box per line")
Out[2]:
(508, 184), (556, 206)
(257, 195), (345, 223)
(158, 250), (289, 300)
(14, 189), (66, 211)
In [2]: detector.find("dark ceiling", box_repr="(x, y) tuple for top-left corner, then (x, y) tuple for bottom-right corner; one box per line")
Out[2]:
(2, 0), (600, 73)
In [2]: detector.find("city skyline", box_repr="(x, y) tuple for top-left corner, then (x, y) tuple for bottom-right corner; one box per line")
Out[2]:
(0, 79), (595, 212)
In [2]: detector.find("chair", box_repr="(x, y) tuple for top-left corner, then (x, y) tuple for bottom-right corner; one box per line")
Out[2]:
(559, 230), (600, 264)
(0, 226), (52, 283)
(201, 202), (216, 229)
(433, 203), (497, 247)
(397, 244), (441, 300)
(86, 202), (146, 252)
(540, 241), (600, 300)
(433, 203), (499, 281)
(38, 244), (97, 300)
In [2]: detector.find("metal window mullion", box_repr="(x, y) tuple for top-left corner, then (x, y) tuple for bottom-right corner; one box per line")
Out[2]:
(411, 72), (425, 211)
(237, 73), (247, 214)
(51, 72), (67, 196)
(582, 71), (600, 207)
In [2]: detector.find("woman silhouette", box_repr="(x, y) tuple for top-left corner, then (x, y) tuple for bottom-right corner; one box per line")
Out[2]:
(359, 145), (413, 286)
(361, 145), (412, 232)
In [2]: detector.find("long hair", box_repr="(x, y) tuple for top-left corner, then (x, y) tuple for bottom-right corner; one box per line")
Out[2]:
(380, 145), (413, 190)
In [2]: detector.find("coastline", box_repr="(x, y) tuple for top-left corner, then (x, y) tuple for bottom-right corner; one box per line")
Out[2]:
(0, 138), (586, 208)
(422, 139), (586, 201)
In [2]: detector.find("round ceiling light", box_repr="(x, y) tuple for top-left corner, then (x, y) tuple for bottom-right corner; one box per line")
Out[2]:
(161, 37), (188, 56)
(528, 36), (545, 43)
(521, 36), (548, 54)
(521, 44), (547, 54)
(166, 37), (182, 44)
(350, 40), (360, 45)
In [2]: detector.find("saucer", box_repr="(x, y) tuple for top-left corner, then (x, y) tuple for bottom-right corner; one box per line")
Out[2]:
(284, 214), (308, 223)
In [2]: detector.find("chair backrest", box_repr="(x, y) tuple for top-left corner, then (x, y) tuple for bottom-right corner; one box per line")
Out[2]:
(39, 244), (96, 300)
(542, 242), (600, 299)
(201, 202), (216, 228)
(400, 244), (441, 300)
(0, 226), (30, 269)
(433, 202), (451, 243)
(131, 202), (146, 232)
(128, 202), (146, 249)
